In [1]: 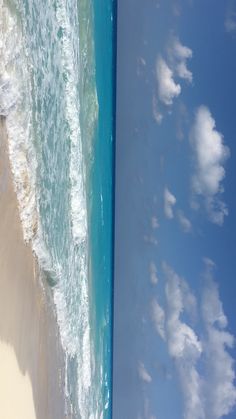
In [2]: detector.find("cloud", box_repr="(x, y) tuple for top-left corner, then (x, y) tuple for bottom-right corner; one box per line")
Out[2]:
(176, 102), (189, 141)
(225, 14), (236, 32)
(168, 37), (193, 82)
(225, 2), (236, 33)
(164, 187), (176, 219)
(203, 326), (236, 419)
(163, 263), (203, 419)
(143, 397), (158, 419)
(163, 263), (202, 360)
(137, 56), (147, 77)
(149, 262), (159, 285)
(177, 364), (204, 419)
(177, 210), (192, 233)
(201, 260), (227, 329)
(151, 216), (159, 229)
(144, 235), (158, 246)
(154, 262), (236, 419)
(152, 93), (163, 124)
(190, 106), (230, 225)
(151, 298), (166, 340)
(156, 56), (181, 106)
(153, 38), (192, 124)
(172, 2), (182, 17)
(201, 261), (236, 419)
(138, 362), (152, 383)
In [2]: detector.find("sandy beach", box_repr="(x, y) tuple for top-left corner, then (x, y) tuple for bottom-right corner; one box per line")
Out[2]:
(0, 117), (66, 418)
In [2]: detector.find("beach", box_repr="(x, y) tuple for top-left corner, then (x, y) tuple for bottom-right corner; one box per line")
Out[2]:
(0, 117), (65, 418)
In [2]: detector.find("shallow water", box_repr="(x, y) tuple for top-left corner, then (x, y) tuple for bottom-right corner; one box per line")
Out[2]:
(0, 0), (114, 417)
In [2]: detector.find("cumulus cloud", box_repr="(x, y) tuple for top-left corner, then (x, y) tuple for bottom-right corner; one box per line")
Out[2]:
(144, 235), (158, 246)
(153, 38), (192, 124)
(151, 262), (236, 419)
(191, 106), (230, 225)
(138, 362), (152, 383)
(203, 327), (236, 419)
(177, 210), (192, 233)
(163, 263), (202, 360)
(152, 93), (163, 124)
(137, 56), (147, 77)
(225, 13), (236, 32)
(168, 37), (193, 82)
(151, 216), (159, 230)
(225, 3), (236, 33)
(149, 262), (159, 285)
(143, 397), (158, 419)
(151, 298), (166, 340)
(200, 260), (236, 419)
(179, 364), (204, 419)
(162, 263), (203, 419)
(164, 187), (176, 219)
(201, 260), (227, 329)
(156, 56), (181, 106)
(176, 102), (189, 141)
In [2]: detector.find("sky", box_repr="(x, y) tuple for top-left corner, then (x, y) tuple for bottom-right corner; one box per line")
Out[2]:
(113, 1), (236, 418)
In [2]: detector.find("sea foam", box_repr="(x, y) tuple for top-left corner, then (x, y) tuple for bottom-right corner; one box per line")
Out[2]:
(0, 2), (37, 243)
(56, 0), (88, 244)
(1, 1), (102, 417)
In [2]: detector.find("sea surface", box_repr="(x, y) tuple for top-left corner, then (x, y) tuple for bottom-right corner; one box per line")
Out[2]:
(0, 0), (115, 417)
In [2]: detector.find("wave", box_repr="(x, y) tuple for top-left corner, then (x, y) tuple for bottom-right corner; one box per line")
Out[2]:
(1, 1), (103, 417)
(0, 2), (37, 243)
(56, 0), (88, 245)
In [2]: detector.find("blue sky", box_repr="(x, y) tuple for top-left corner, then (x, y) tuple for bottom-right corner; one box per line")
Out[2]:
(113, 1), (236, 418)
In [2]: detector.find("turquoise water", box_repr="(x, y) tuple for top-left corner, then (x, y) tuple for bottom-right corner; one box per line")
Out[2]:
(0, 0), (114, 417)
(89, 1), (115, 417)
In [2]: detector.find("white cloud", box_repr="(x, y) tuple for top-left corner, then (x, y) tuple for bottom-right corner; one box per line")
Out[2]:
(163, 263), (203, 419)
(153, 39), (192, 124)
(137, 57), (147, 78)
(178, 363), (204, 419)
(151, 216), (159, 229)
(149, 262), (159, 285)
(225, 14), (236, 32)
(191, 106), (230, 225)
(156, 56), (181, 106)
(151, 298), (166, 340)
(164, 187), (176, 219)
(177, 210), (192, 233)
(201, 262), (227, 329)
(152, 93), (163, 124)
(168, 37), (193, 82)
(176, 102), (189, 141)
(144, 235), (158, 246)
(201, 261), (236, 419)
(225, 3), (236, 33)
(143, 397), (157, 419)
(138, 362), (152, 383)
(156, 262), (236, 419)
(163, 263), (202, 360)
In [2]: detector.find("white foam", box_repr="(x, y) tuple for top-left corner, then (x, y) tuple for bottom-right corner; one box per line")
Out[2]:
(0, 73), (17, 115)
(1, 1), (102, 417)
(0, 2), (37, 243)
(52, 7), (95, 411)
(56, 0), (88, 244)
(82, 324), (92, 390)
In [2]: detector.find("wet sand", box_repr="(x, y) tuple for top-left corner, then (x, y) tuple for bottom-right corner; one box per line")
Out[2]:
(0, 117), (66, 419)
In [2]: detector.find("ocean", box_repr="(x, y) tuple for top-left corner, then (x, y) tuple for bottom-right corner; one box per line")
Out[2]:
(0, 0), (115, 417)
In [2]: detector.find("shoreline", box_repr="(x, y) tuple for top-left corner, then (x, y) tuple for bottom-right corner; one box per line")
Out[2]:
(0, 117), (66, 418)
